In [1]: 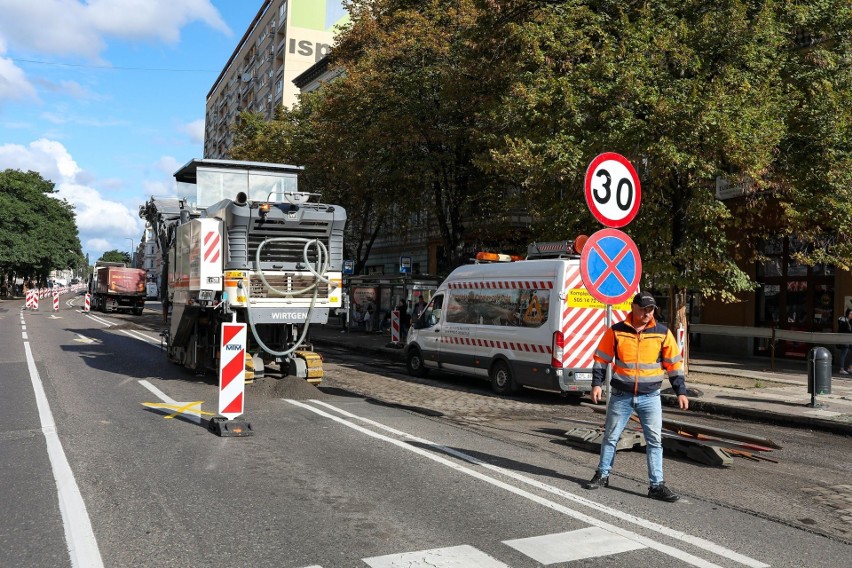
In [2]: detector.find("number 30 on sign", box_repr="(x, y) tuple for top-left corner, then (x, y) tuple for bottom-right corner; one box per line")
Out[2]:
(584, 152), (642, 228)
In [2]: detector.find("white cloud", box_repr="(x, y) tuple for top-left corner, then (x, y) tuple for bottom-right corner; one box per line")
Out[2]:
(0, 55), (38, 103)
(0, 138), (144, 259)
(0, 0), (230, 58)
(182, 119), (205, 145)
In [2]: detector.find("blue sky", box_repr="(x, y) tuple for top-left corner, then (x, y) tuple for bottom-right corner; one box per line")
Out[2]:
(0, 0), (264, 263)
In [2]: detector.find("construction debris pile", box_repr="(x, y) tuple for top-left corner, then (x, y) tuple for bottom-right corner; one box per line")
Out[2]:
(562, 403), (781, 467)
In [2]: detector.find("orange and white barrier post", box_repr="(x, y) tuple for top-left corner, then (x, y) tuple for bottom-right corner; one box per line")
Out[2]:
(53, 290), (59, 311)
(84, 293), (91, 312)
(390, 309), (400, 343)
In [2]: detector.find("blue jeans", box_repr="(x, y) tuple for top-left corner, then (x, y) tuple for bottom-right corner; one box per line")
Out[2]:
(838, 345), (850, 370)
(596, 389), (664, 486)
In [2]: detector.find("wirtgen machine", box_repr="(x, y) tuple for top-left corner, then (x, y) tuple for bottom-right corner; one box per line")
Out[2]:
(139, 159), (346, 382)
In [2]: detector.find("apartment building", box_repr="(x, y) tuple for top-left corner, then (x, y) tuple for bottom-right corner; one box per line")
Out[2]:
(204, 0), (348, 158)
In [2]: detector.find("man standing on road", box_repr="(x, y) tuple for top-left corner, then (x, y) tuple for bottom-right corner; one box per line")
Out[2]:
(584, 290), (689, 502)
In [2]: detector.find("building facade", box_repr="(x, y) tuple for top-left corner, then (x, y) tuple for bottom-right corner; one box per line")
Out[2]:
(204, 0), (348, 159)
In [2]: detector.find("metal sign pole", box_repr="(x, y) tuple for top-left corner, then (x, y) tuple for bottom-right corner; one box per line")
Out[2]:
(605, 304), (612, 404)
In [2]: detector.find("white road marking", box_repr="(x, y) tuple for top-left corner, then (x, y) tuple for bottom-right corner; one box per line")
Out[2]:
(293, 399), (769, 568)
(84, 313), (114, 327)
(504, 527), (645, 564)
(73, 334), (99, 344)
(22, 330), (104, 567)
(22, 331), (27, 339)
(364, 545), (510, 568)
(121, 328), (164, 348)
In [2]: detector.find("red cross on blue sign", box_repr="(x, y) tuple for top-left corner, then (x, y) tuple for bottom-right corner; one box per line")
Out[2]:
(580, 228), (642, 305)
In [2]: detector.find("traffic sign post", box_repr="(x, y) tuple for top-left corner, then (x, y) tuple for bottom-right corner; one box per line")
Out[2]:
(584, 152), (642, 228)
(580, 228), (642, 306)
(584, 152), (643, 404)
(209, 321), (253, 437)
(581, 228), (643, 406)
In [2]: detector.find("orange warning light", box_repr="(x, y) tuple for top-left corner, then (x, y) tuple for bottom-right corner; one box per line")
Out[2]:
(574, 235), (589, 253)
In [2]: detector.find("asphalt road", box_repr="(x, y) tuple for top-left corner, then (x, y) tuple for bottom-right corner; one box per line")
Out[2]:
(1, 296), (850, 568)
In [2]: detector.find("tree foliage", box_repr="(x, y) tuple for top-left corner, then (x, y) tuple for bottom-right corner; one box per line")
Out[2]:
(231, 0), (851, 308)
(0, 169), (84, 286)
(99, 250), (131, 265)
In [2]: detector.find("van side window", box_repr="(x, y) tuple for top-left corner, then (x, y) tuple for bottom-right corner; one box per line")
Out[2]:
(446, 286), (550, 328)
(419, 295), (443, 328)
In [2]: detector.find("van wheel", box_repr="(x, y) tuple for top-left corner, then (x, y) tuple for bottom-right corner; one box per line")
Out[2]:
(406, 349), (429, 378)
(490, 361), (518, 395)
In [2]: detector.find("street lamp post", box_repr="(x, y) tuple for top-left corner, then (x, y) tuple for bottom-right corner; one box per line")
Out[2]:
(125, 238), (135, 267)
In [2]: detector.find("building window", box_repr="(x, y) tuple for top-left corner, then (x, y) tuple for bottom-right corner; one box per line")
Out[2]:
(755, 236), (835, 358)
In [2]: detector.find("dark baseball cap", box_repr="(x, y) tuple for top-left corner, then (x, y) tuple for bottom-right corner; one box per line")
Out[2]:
(632, 291), (656, 308)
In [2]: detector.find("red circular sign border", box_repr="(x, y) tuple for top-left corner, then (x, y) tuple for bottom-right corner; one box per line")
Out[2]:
(584, 152), (642, 228)
(579, 228), (642, 306)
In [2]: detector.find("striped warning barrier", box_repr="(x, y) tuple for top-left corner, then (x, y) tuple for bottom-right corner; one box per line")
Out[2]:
(25, 290), (33, 309)
(53, 290), (59, 311)
(84, 293), (91, 312)
(32, 291), (39, 310)
(218, 322), (246, 420)
(390, 310), (400, 343)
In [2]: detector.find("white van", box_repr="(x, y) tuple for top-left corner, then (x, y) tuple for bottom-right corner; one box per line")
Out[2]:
(146, 281), (159, 300)
(405, 252), (630, 395)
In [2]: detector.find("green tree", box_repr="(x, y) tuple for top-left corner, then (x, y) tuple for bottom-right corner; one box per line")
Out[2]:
(99, 250), (131, 264)
(475, 0), (850, 326)
(0, 169), (83, 286)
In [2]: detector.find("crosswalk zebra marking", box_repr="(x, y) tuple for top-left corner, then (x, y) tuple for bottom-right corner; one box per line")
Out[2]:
(503, 527), (645, 564)
(363, 544), (510, 567)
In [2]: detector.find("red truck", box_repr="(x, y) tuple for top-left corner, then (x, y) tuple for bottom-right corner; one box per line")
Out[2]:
(89, 262), (147, 315)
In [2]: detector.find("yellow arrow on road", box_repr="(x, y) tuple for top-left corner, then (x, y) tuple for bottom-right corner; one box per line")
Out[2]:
(141, 401), (215, 419)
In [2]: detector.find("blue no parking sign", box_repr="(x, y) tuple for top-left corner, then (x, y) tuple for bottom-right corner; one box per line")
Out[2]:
(580, 228), (642, 305)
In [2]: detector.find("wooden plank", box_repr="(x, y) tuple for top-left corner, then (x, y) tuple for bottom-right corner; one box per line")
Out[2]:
(662, 417), (782, 449)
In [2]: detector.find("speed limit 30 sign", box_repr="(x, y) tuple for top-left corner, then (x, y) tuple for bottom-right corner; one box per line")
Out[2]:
(584, 152), (642, 228)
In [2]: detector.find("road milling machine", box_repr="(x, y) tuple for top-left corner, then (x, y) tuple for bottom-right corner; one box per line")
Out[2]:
(139, 159), (346, 382)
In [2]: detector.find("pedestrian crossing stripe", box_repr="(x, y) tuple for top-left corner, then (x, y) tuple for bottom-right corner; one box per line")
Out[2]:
(302, 528), (648, 568)
(364, 545), (508, 568)
(504, 527), (645, 564)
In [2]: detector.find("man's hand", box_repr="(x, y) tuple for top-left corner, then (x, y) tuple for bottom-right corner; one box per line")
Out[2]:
(590, 385), (603, 404)
(677, 394), (689, 410)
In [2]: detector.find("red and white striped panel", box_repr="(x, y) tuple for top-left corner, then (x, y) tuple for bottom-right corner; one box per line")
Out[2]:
(219, 323), (246, 420)
(53, 291), (59, 311)
(441, 335), (550, 354)
(391, 310), (400, 343)
(203, 230), (221, 264)
(560, 271), (629, 369)
(84, 293), (91, 312)
(447, 280), (554, 290)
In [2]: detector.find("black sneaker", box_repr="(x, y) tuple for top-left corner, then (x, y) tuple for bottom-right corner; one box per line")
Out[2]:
(584, 471), (609, 489)
(648, 483), (680, 502)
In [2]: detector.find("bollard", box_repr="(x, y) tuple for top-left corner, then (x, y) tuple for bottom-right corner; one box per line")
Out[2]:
(84, 293), (91, 312)
(807, 346), (832, 407)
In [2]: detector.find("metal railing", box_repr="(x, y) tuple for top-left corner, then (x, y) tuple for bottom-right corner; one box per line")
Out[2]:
(690, 324), (849, 370)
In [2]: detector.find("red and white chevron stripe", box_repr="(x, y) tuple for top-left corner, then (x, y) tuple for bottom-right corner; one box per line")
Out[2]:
(203, 230), (221, 264)
(441, 335), (550, 354)
(447, 280), (554, 290)
(560, 271), (629, 369)
(219, 323), (246, 420)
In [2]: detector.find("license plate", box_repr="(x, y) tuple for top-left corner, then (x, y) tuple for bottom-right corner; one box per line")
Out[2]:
(575, 372), (592, 381)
